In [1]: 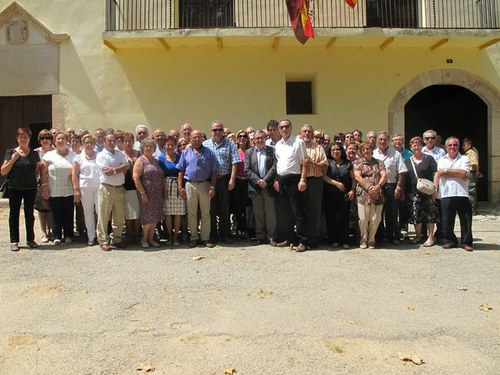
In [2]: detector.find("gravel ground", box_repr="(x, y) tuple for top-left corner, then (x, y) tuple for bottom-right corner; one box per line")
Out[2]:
(0, 200), (499, 375)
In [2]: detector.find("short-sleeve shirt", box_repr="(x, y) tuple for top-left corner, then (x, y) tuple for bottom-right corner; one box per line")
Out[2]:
(275, 135), (307, 176)
(43, 150), (76, 197)
(324, 159), (353, 194)
(373, 147), (407, 184)
(4, 148), (40, 190)
(437, 153), (470, 199)
(73, 152), (101, 189)
(158, 153), (181, 178)
(202, 138), (241, 176)
(422, 146), (445, 162)
(176, 146), (219, 181)
(465, 149), (479, 169)
(96, 148), (127, 186)
(353, 157), (385, 205)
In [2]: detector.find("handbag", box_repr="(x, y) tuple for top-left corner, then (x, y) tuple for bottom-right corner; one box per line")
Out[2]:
(0, 179), (9, 198)
(410, 157), (434, 195)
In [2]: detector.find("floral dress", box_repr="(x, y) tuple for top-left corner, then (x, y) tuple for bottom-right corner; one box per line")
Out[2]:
(353, 157), (385, 205)
(138, 155), (164, 225)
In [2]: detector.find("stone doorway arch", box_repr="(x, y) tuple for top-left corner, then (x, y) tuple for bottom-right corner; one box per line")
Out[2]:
(388, 68), (500, 202)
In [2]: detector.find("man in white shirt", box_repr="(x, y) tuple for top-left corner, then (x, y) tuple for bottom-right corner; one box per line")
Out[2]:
(96, 132), (129, 251)
(134, 124), (149, 151)
(373, 131), (407, 245)
(272, 119), (309, 252)
(422, 129), (445, 162)
(434, 137), (473, 251)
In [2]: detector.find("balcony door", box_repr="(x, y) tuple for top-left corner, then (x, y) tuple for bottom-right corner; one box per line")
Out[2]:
(366, 0), (418, 28)
(179, 0), (234, 28)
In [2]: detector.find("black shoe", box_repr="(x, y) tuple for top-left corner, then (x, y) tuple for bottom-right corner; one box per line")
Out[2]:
(27, 241), (39, 249)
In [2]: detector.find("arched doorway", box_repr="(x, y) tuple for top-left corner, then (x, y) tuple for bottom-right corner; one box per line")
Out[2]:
(388, 68), (500, 202)
(404, 85), (488, 201)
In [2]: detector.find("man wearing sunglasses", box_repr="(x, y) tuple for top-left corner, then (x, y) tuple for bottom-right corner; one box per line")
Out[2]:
(434, 137), (473, 252)
(134, 124), (149, 151)
(203, 120), (241, 244)
(422, 129), (445, 162)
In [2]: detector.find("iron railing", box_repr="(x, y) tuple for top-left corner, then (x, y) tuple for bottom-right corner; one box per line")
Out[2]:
(105, 0), (500, 31)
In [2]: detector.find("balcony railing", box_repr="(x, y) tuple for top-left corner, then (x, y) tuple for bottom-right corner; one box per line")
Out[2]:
(105, 0), (500, 32)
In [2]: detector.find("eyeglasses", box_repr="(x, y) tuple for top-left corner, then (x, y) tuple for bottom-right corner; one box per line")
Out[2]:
(212, 128), (223, 132)
(447, 144), (459, 147)
(279, 125), (291, 130)
(138, 131), (147, 135)
(238, 135), (248, 139)
(425, 137), (435, 140)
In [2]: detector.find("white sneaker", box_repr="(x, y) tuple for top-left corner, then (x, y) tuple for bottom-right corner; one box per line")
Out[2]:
(54, 239), (61, 246)
(41, 235), (49, 243)
(360, 243), (368, 249)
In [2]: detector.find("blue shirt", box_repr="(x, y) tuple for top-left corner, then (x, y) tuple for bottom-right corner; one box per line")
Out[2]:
(158, 153), (180, 178)
(401, 148), (413, 162)
(176, 146), (219, 181)
(203, 138), (241, 176)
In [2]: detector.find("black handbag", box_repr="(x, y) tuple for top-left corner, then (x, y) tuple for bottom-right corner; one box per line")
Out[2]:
(0, 178), (9, 198)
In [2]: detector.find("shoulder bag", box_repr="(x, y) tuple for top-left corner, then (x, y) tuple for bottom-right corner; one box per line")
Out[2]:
(410, 157), (434, 195)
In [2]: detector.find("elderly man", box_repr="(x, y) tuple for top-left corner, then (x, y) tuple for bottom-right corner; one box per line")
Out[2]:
(272, 119), (308, 252)
(203, 120), (241, 244)
(366, 131), (377, 149)
(300, 124), (328, 247)
(434, 137), (473, 252)
(245, 130), (277, 245)
(94, 128), (106, 152)
(373, 131), (407, 245)
(177, 130), (218, 248)
(391, 133), (412, 238)
(422, 129), (445, 162)
(134, 124), (149, 150)
(153, 129), (167, 158)
(96, 132), (129, 251)
(180, 123), (192, 142)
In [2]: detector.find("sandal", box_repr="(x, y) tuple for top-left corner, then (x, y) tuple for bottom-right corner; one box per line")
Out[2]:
(423, 241), (435, 247)
(10, 243), (20, 252)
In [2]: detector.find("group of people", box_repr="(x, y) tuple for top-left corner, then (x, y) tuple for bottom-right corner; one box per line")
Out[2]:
(2, 120), (478, 252)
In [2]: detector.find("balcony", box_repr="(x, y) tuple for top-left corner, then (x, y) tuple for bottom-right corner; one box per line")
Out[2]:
(103, 0), (500, 49)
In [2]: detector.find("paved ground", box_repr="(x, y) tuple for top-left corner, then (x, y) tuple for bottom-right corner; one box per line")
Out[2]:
(0, 200), (499, 375)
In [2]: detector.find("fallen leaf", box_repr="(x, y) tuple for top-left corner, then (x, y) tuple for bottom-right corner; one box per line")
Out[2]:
(224, 368), (237, 375)
(247, 289), (273, 299)
(407, 305), (415, 311)
(177, 294), (187, 299)
(398, 289), (405, 294)
(457, 287), (468, 291)
(399, 353), (424, 365)
(137, 363), (155, 372)
(479, 303), (493, 312)
(347, 320), (359, 325)
(192, 256), (205, 261)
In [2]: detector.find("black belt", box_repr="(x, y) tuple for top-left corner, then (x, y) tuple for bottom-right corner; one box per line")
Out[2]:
(217, 174), (230, 180)
(278, 174), (300, 180)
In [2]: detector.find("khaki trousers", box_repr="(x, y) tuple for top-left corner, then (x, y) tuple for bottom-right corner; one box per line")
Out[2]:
(251, 188), (276, 241)
(97, 184), (125, 245)
(358, 203), (383, 246)
(186, 181), (211, 242)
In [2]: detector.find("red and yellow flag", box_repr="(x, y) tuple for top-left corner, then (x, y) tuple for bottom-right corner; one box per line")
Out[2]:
(286, 0), (314, 45)
(344, 0), (358, 8)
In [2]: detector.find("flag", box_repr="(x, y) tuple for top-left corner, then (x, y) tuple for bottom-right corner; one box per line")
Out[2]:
(344, 0), (358, 8)
(286, 0), (314, 45)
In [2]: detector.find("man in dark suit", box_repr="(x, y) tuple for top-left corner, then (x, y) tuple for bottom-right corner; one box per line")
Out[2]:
(245, 130), (277, 245)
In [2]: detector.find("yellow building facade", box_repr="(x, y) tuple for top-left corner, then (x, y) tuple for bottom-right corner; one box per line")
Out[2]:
(0, 0), (499, 200)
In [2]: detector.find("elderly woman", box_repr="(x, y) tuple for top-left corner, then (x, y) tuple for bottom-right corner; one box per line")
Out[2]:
(353, 141), (387, 249)
(123, 132), (141, 243)
(323, 144), (356, 249)
(72, 135), (101, 246)
(34, 129), (53, 242)
(404, 136), (439, 246)
(40, 132), (76, 245)
(1, 128), (41, 251)
(133, 138), (166, 248)
(158, 135), (186, 245)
